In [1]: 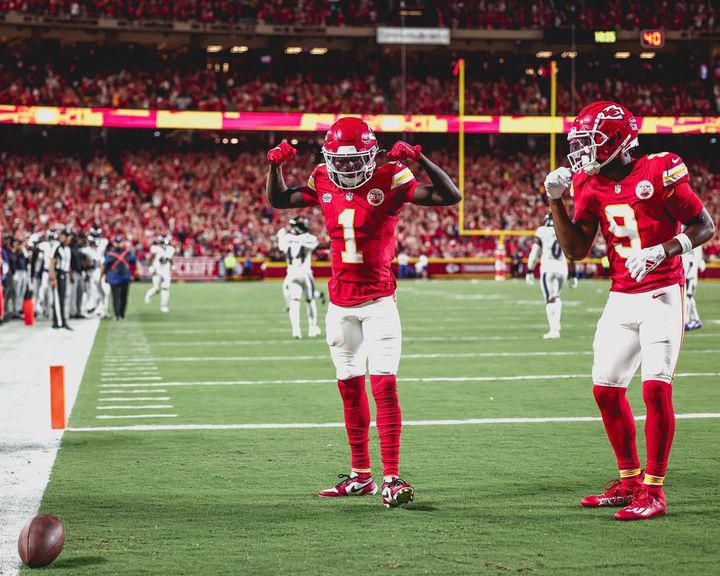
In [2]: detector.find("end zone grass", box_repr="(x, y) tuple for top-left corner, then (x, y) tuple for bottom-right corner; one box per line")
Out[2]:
(30, 280), (720, 575)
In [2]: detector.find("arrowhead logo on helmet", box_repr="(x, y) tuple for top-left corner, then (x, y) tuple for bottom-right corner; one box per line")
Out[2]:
(322, 117), (379, 189)
(567, 101), (639, 175)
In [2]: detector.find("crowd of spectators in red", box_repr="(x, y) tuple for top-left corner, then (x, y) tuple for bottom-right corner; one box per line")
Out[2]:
(0, 1), (717, 30)
(1, 44), (718, 116)
(3, 146), (720, 262)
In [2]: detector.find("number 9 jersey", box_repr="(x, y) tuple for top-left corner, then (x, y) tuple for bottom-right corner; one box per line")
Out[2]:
(301, 161), (419, 306)
(571, 152), (703, 293)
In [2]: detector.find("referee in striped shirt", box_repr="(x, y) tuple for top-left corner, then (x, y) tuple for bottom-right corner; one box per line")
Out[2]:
(49, 229), (72, 330)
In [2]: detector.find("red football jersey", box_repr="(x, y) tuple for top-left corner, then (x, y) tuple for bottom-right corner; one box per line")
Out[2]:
(301, 162), (419, 306)
(572, 153), (704, 293)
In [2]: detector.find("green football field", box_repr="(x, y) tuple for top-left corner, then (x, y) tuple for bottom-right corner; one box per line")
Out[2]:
(33, 279), (720, 575)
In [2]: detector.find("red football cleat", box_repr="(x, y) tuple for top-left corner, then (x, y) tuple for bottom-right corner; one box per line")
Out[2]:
(381, 477), (415, 508)
(580, 478), (640, 507)
(614, 489), (667, 521)
(318, 473), (377, 498)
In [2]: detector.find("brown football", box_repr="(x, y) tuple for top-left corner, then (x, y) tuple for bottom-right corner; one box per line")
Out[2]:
(18, 515), (65, 568)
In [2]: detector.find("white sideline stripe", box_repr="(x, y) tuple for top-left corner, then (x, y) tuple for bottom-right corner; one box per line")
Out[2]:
(100, 376), (163, 382)
(98, 397), (170, 402)
(97, 404), (173, 410)
(96, 372), (720, 389)
(68, 412), (720, 433)
(113, 349), (720, 363)
(102, 372), (159, 377)
(100, 389), (167, 394)
(102, 367), (159, 373)
(95, 414), (178, 420)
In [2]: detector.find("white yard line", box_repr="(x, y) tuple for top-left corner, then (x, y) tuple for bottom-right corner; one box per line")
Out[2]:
(95, 372), (720, 389)
(100, 376), (163, 382)
(98, 397), (171, 402)
(68, 412), (720, 433)
(97, 405), (174, 410)
(0, 319), (99, 576)
(95, 414), (178, 420)
(99, 389), (167, 394)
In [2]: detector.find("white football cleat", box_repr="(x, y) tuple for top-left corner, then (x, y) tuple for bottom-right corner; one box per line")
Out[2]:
(543, 330), (560, 339)
(292, 331), (302, 340)
(308, 325), (321, 338)
(144, 291), (152, 304)
(160, 306), (169, 313)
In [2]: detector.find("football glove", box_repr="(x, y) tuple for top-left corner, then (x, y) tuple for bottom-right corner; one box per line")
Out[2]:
(267, 141), (297, 166)
(525, 272), (534, 285)
(570, 276), (578, 289)
(625, 245), (666, 282)
(388, 141), (422, 162)
(544, 167), (572, 199)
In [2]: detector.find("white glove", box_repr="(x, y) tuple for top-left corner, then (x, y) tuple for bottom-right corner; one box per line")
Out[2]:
(544, 167), (572, 199)
(570, 276), (578, 289)
(525, 272), (534, 285)
(625, 245), (666, 282)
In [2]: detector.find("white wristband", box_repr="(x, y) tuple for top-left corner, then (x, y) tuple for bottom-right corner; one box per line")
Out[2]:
(674, 232), (693, 254)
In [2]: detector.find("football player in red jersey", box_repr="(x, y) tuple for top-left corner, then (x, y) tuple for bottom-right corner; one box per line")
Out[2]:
(266, 117), (460, 508)
(545, 101), (715, 521)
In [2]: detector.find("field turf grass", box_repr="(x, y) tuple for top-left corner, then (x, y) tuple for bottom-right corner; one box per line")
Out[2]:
(31, 279), (720, 575)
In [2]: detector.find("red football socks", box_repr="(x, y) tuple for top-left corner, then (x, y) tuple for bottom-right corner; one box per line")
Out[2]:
(370, 375), (402, 477)
(642, 379), (675, 493)
(593, 385), (641, 478)
(337, 376), (371, 471)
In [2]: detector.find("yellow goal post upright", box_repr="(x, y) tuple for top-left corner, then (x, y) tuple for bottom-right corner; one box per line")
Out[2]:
(456, 59), (560, 268)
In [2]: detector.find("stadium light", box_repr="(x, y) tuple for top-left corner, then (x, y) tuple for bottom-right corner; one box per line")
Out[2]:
(230, 137), (238, 144)
(222, 63), (229, 72)
(614, 51), (631, 59)
(285, 46), (303, 55)
(310, 47), (328, 55)
(639, 51), (656, 59)
(560, 51), (577, 59)
(525, 68), (536, 76)
(206, 45), (223, 53)
(536, 51), (553, 58)
(231, 45), (249, 53)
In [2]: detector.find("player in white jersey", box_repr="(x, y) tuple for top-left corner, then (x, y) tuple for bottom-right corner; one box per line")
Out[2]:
(682, 244), (705, 330)
(526, 214), (576, 339)
(33, 231), (57, 318)
(278, 217), (321, 339)
(144, 235), (176, 313)
(83, 229), (110, 318)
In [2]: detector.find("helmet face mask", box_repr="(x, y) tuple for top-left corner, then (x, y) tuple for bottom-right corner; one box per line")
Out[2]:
(323, 147), (377, 189)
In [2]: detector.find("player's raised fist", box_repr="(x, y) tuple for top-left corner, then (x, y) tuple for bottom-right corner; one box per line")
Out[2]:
(267, 141), (297, 166)
(388, 141), (422, 162)
(544, 167), (572, 199)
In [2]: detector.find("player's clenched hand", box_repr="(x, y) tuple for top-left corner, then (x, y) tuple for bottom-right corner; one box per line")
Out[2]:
(544, 167), (572, 199)
(267, 141), (297, 166)
(625, 245), (666, 282)
(388, 141), (422, 162)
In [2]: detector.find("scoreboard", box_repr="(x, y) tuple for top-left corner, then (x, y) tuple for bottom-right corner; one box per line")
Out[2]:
(641, 29), (665, 48)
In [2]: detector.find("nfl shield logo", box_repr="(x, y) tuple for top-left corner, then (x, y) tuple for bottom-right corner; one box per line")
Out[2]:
(345, 192), (354, 201)
(614, 184), (622, 194)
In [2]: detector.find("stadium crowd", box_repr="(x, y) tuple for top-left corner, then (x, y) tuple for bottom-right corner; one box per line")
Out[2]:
(0, 1), (717, 30)
(3, 147), (720, 263)
(1, 44), (718, 116)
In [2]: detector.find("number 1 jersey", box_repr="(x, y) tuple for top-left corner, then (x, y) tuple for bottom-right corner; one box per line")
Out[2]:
(301, 162), (419, 306)
(572, 153), (703, 293)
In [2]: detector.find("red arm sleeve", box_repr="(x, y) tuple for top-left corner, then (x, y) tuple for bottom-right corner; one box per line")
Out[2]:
(665, 181), (703, 223)
(301, 169), (320, 206)
(571, 181), (597, 223)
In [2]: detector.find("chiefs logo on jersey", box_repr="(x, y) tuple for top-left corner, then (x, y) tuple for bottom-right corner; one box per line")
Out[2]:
(367, 189), (385, 206)
(635, 180), (654, 200)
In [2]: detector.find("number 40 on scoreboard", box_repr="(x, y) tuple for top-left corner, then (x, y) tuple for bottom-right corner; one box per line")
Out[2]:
(641, 29), (665, 49)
